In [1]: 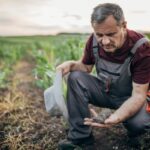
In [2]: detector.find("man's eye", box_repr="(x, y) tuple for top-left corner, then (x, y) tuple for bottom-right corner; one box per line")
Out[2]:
(107, 33), (116, 37)
(96, 34), (103, 38)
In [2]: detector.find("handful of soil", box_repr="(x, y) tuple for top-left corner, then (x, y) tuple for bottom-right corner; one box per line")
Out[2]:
(92, 109), (112, 124)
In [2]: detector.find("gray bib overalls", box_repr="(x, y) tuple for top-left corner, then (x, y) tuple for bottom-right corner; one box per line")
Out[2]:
(66, 36), (150, 144)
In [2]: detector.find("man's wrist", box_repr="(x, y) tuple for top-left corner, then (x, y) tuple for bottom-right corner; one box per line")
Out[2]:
(111, 112), (123, 123)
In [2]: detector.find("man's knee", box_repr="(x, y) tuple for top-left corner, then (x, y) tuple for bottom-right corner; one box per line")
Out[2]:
(124, 118), (146, 136)
(68, 71), (85, 82)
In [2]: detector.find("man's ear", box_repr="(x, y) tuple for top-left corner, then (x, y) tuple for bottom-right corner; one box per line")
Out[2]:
(122, 21), (127, 29)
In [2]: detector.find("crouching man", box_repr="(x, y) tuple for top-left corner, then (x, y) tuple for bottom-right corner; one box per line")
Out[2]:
(57, 3), (150, 150)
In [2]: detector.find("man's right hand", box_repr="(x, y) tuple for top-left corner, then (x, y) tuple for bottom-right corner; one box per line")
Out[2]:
(56, 61), (72, 76)
(56, 60), (93, 76)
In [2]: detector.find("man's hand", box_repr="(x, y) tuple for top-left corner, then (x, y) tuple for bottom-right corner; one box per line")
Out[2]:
(56, 60), (93, 76)
(84, 109), (121, 128)
(56, 61), (73, 76)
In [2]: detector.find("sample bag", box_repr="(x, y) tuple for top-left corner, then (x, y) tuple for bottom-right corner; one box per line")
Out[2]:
(44, 71), (68, 120)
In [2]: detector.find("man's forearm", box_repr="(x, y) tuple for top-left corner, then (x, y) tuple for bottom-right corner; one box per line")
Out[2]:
(70, 60), (93, 73)
(113, 82), (148, 123)
(114, 96), (146, 123)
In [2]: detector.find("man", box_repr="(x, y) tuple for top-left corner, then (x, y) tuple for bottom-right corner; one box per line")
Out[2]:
(57, 3), (150, 150)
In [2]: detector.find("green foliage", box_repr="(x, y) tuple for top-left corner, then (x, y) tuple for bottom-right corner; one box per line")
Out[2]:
(145, 33), (150, 39)
(33, 64), (55, 89)
(54, 37), (85, 62)
(0, 37), (29, 88)
(30, 34), (88, 89)
(0, 70), (8, 88)
(1, 33), (150, 89)
(0, 34), (89, 89)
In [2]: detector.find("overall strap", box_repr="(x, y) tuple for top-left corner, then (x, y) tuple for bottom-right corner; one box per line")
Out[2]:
(130, 37), (149, 54)
(128, 37), (149, 75)
(92, 35), (99, 62)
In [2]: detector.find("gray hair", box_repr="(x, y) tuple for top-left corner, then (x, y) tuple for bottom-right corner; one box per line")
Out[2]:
(91, 3), (125, 25)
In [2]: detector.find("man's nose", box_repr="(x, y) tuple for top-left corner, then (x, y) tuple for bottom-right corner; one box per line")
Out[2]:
(100, 36), (110, 45)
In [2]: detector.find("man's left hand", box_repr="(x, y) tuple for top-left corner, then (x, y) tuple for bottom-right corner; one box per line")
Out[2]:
(84, 109), (121, 128)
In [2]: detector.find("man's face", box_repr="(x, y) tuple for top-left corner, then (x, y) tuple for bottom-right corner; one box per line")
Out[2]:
(92, 15), (127, 53)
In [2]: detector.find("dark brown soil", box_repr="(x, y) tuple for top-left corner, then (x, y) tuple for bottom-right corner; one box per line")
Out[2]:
(0, 57), (150, 150)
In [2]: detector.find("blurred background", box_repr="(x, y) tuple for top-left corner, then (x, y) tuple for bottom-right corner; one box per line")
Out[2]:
(0, 0), (150, 36)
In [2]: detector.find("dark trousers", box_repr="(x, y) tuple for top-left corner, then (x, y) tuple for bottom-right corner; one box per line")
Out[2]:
(66, 71), (150, 142)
